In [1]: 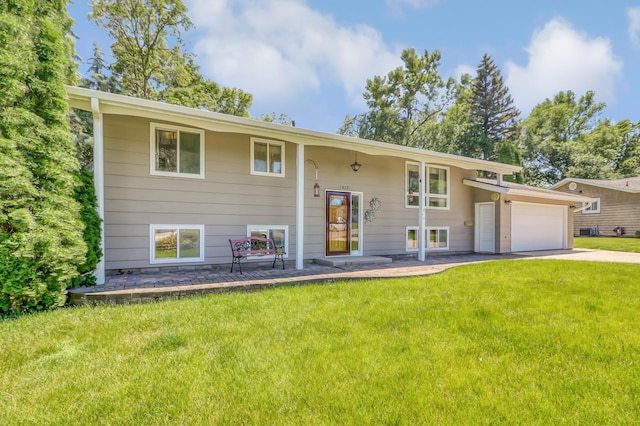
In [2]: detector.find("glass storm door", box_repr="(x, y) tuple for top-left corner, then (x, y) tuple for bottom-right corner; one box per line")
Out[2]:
(326, 191), (351, 256)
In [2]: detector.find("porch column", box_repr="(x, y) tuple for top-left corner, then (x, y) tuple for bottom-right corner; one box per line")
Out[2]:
(295, 144), (305, 269)
(419, 161), (426, 261)
(497, 173), (503, 186)
(91, 98), (105, 285)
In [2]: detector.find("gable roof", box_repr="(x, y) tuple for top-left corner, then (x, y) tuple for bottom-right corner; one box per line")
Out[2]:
(550, 177), (640, 193)
(65, 86), (522, 175)
(463, 178), (596, 203)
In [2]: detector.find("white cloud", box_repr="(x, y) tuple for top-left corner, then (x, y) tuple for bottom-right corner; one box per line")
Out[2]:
(628, 7), (640, 48)
(385, 0), (438, 18)
(505, 18), (623, 115)
(385, 0), (439, 10)
(185, 0), (401, 110)
(452, 64), (475, 80)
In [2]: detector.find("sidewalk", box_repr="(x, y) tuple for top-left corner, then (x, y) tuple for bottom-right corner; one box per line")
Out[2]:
(67, 249), (640, 305)
(67, 253), (513, 305)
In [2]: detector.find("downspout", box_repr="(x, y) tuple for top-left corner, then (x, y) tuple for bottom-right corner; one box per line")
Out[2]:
(419, 161), (426, 261)
(295, 144), (305, 269)
(91, 98), (105, 285)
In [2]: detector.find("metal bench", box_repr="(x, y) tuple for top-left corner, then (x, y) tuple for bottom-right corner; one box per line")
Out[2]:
(228, 236), (286, 274)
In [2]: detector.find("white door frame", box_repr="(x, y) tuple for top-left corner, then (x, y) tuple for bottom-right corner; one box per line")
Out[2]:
(324, 189), (363, 257)
(475, 202), (495, 253)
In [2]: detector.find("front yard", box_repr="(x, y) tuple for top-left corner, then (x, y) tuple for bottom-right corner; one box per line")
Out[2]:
(574, 236), (640, 252)
(1, 260), (638, 424)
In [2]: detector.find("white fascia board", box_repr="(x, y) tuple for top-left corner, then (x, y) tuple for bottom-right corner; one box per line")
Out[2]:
(550, 178), (640, 194)
(66, 86), (521, 174)
(463, 179), (596, 203)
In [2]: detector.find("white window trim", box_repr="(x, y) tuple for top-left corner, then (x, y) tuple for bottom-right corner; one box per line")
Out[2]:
(405, 226), (449, 252)
(406, 226), (419, 252)
(426, 165), (450, 211)
(405, 162), (420, 209)
(582, 198), (600, 214)
(405, 162), (450, 210)
(150, 224), (205, 264)
(246, 225), (289, 259)
(150, 122), (205, 179)
(250, 138), (285, 177)
(427, 226), (449, 251)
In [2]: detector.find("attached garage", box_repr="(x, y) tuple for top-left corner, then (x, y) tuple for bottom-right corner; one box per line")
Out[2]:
(464, 178), (596, 254)
(511, 202), (566, 252)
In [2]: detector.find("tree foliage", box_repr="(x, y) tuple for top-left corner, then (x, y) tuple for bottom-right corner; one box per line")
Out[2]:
(469, 54), (520, 160)
(70, 169), (102, 288)
(89, 0), (252, 115)
(519, 90), (607, 185)
(0, 0), (86, 314)
(339, 48), (454, 148)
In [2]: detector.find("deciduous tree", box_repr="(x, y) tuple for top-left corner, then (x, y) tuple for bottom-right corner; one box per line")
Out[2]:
(89, 0), (252, 115)
(339, 48), (453, 148)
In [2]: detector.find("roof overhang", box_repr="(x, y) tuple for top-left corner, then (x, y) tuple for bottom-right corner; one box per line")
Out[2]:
(551, 178), (640, 193)
(463, 179), (597, 203)
(66, 86), (522, 174)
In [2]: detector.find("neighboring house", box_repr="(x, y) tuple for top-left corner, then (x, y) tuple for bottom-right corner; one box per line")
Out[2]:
(66, 87), (593, 284)
(551, 177), (640, 237)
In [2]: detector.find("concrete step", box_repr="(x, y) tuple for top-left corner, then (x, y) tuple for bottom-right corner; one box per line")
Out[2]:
(312, 256), (393, 267)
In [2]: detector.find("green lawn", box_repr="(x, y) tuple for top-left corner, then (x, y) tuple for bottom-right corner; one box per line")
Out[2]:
(1, 260), (639, 424)
(575, 236), (640, 252)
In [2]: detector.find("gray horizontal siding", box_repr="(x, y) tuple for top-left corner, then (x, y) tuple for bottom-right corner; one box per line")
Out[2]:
(102, 115), (484, 271)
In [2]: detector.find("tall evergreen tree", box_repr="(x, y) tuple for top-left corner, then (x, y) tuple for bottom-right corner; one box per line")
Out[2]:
(469, 54), (520, 161)
(0, 0), (86, 314)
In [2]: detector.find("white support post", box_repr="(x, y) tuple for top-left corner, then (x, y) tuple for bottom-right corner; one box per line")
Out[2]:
(91, 98), (106, 285)
(497, 173), (503, 186)
(419, 161), (426, 262)
(295, 144), (305, 269)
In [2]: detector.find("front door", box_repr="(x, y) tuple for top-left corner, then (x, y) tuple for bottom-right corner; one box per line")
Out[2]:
(326, 191), (351, 256)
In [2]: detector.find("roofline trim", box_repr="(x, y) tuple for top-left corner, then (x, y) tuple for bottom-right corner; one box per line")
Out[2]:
(66, 86), (522, 174)
(550, 178), (640, 194)
(463, 179), (597, 203)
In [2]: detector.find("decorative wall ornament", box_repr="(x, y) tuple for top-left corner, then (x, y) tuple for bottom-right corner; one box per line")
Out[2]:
(364, 197), (381, 223)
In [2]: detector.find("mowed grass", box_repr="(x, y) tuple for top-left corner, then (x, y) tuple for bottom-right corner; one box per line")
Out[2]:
(575, 236), (640, 252)
(1, 260), (639, 424)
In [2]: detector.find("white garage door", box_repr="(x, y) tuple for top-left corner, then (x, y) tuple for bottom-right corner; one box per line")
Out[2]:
(511, 202), (566, 252)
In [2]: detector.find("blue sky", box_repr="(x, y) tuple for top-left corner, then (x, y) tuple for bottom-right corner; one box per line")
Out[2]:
(69, 0), (640, 133)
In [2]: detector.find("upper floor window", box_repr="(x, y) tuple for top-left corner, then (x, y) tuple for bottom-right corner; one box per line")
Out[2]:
(251, 138), (285, 177)
(151, 123), (204, 179)
(405, 162), (450, 210)
(582, 198), (600, 214)
(427, 166), (449, 209)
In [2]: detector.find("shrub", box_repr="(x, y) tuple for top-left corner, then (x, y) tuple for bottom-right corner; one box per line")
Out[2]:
(70, 169), (102, 288)
(0, 0), (86, 315)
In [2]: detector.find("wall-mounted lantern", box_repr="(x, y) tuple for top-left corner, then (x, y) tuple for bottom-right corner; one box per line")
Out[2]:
(306, 159), (320, 197)
(351, 152), (361, 172)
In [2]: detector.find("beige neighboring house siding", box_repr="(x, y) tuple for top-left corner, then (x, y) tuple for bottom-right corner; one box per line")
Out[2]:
(103, 115), (296, 271)
(555, 182), (640, 236)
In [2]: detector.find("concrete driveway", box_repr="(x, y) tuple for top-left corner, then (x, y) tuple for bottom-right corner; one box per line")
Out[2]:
(516, 248), (640, 264)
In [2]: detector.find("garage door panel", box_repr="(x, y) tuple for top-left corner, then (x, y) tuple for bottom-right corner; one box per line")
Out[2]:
(511, 202), (566, 252)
